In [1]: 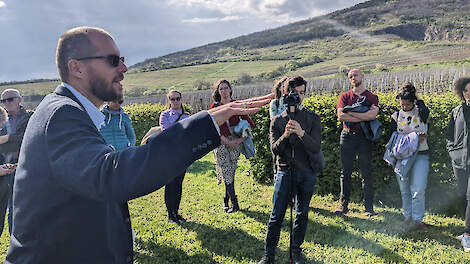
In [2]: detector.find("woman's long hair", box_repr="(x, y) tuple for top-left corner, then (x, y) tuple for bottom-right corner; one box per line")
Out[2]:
(212, 79), (232, 102)
(272, 76), (288, 108)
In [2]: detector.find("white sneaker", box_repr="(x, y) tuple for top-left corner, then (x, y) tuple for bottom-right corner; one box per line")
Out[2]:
(461, 234), (470, 252)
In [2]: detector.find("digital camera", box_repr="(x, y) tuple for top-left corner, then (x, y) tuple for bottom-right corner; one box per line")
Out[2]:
(283, 90), (300, 107)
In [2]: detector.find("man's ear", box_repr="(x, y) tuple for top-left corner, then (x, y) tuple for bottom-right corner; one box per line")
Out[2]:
(68, 59), (86, 79)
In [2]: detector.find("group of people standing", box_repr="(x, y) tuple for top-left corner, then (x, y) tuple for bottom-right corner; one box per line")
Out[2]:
(1, 25), (470, 263)
(257, 69), (470, 263)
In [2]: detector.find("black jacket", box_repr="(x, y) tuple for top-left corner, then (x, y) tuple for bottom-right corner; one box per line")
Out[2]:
(0, 106), (33, 157)
(270, 108), (321, 173)
(446, 104), (468, 169)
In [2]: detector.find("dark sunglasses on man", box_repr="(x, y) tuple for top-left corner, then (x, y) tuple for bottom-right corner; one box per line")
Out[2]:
(76, 54), (124, 67)
(0, 97), (18, 103)
(169, 97), (181, 102)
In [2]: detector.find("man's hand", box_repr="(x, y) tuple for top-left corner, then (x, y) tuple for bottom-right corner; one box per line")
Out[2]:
(0, 163), (15, 176)
(284, 120), (304, 138)
(0, 135), (9, 144)
(221, 136), (245, 148)
(208, 94), (273, 126)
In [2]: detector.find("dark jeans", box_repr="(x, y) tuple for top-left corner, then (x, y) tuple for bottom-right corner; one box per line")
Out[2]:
(454, 166), (470, 233)
(339, 130), (374, 211)
(0, 176), (9, 236)
(164, 171), (185, 217)
(264, 170), (316, 257)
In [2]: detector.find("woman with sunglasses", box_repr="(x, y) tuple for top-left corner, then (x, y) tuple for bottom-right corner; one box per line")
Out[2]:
(159, 90), (190, 224)
(210, 79), (254, 213)
(100, 98), (136, 152)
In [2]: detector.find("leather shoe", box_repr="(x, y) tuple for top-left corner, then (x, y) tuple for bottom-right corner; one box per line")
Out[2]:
(258, 254), (274, 264)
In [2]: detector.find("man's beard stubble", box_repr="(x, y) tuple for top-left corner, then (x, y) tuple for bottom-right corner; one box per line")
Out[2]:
(89, 74), (122, 102)
(353, 80), (362, 88)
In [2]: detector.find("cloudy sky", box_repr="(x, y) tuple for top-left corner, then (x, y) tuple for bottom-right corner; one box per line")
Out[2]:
(0, 0), (366, 82)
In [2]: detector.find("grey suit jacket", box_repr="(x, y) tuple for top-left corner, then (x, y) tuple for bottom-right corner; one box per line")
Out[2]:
(5, 85), (220, 264)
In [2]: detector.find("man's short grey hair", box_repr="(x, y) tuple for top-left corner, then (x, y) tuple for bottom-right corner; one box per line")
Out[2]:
(1, 89), (21, 99)
(56, 26), (112, 82)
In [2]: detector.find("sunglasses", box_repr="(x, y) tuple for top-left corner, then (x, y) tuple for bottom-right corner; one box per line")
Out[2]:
(0, 97), (18, 103)
(169, 97), (181, 102)
(76, 54), (124, 67)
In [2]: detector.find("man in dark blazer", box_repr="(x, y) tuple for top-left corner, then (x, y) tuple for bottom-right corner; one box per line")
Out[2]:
(5, 26), (271, 264)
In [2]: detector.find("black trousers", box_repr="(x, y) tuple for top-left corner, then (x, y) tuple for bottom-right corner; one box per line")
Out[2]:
(339, 130), (374, 211)
(455, 166), (470, 233)
(0, 176), (9, 237)
(164, 171), (186, 217)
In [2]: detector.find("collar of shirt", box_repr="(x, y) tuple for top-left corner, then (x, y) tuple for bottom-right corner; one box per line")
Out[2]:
(61, 82), (105, 130)
(169, 108), (183, 116)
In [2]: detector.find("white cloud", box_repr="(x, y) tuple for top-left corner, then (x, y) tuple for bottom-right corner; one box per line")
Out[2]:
(170, 0), (363, 23)
(0, 0), (367, 82)
(182, 15), (242, 23)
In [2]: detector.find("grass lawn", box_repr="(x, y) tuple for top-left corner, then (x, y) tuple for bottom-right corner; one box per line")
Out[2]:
(0, 154), (468, 263)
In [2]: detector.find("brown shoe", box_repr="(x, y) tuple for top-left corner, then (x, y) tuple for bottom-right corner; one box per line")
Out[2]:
(412, 220), (427, 231)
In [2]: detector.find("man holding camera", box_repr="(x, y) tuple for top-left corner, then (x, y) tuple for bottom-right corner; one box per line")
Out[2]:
(259, 76), (321, 264)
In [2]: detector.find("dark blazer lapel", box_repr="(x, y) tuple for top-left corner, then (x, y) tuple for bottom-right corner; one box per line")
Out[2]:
(54, 85), (86, 110)
(54, 85), (105, 137)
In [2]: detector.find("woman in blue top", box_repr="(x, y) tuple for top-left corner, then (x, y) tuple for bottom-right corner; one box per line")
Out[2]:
(100, 98), (136, 151)
(159, 90), (190, 224)
(269, 77), (288, 179)
(269, 76), (288, 120)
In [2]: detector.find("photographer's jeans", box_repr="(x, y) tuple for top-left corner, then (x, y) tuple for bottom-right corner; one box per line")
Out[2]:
(395, 154), (429, 221)
(264, 170), (316, 257)
(339, 130), (374, 211)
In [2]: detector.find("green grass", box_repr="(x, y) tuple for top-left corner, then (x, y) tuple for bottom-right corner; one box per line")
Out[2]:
(1, 154), (468, 263)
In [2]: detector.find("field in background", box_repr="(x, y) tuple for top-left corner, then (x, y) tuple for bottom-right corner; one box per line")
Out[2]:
(2, 41), (470, 110)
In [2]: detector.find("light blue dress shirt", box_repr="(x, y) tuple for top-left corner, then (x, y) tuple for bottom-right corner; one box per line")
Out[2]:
(61, 82), (105, 130)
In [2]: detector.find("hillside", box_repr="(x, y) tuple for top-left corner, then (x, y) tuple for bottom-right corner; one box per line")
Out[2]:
(130, 0), (470, 73)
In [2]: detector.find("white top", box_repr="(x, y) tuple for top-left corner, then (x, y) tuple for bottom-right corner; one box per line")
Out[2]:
(392, 106), (428, 151)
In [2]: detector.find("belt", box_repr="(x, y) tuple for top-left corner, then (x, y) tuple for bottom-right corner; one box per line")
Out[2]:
(342, 127), (364, 135)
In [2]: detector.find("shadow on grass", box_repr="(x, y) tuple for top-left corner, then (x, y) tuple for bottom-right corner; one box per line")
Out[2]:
(244, 208), (408, 263)
(182, 221), (270, 262)
(334, 209), (464, 251)
(304, 216), (408, 263)
(399, 221), (464, 250)
(187, 160), (215, 174)
(241, 209), (325, 263)
(134, 237), (217, 264)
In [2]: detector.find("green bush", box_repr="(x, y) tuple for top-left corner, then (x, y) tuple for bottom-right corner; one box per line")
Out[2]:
(249, 92), (462, 214)
(123, 103), (191, 145)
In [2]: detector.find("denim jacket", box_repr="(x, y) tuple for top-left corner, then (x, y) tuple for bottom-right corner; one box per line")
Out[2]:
(233, 120), (255, 159)
(383, 131), (419, 181)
